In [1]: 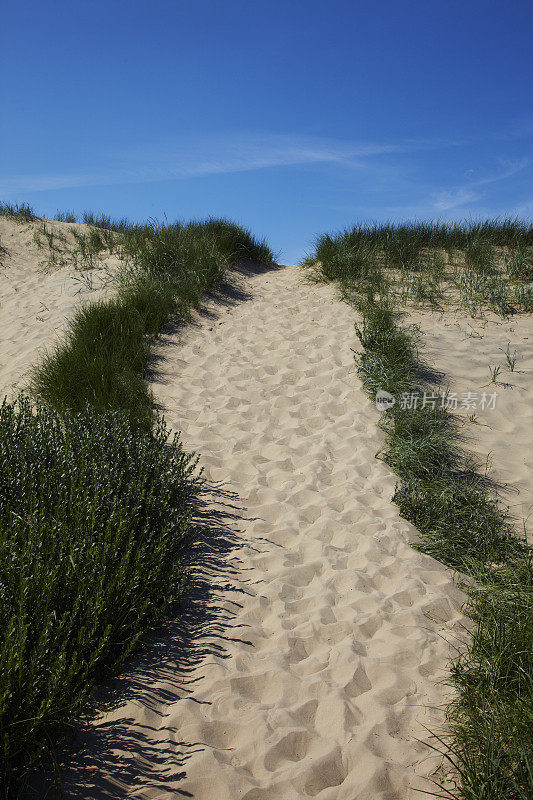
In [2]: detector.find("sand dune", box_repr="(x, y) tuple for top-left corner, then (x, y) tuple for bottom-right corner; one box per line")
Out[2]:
(0, 217), (118, 398)
(49, 264), (467, 800)
(408, 307), (533, 537)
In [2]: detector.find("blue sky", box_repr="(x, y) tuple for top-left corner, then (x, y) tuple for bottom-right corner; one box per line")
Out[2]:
(1, 0), (532, 263)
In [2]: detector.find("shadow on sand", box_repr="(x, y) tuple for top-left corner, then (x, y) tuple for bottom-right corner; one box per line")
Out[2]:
(27, 481), (262, 799)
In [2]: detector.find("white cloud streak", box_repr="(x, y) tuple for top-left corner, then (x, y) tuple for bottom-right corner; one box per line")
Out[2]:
(0, 131), (457, 195)
(432, 158), (531, 211)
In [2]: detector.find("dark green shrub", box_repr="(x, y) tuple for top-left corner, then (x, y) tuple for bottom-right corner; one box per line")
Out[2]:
(0, 396), (198, 792)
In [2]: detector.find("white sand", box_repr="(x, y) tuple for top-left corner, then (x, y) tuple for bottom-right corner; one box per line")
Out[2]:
(50, 264), (468, 800)
(0, 216), (118, 398)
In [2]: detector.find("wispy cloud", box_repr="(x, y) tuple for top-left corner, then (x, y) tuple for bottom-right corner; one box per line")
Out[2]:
(433, 188), (482, 212)
(432, 158), (531, 211)
(2, 130), (531, 229)
(0, 131), (460, 195)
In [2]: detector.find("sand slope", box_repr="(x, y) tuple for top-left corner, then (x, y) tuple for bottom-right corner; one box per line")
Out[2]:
(0, 217), (117, 398)
(408, 307), (533, 536)
(51, 264), (466, 800)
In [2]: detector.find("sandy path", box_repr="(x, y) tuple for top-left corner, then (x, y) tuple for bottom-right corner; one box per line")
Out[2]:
(50, 263), (466, 800)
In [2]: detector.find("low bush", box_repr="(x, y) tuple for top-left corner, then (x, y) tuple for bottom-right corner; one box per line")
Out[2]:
(0, 396), (198, 791)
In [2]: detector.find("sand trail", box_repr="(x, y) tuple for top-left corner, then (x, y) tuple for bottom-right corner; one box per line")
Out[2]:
(46, 263), (466, 799)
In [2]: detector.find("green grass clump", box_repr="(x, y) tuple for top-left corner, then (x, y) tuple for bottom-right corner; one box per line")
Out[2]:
(444, 557), (533, 799)
(314, 220), (533, 272)
(81, 210), (134, 232)
(354, 296), (417, 395)
(400, 271), (444, 308)
(311, 218), (533, 318)
(32, 222), (70, 270)
(514, 284), (533, 313)
(30, 298), (153, 429)
(54, 210), (77, 223)
(119, 217), (274, 271)
(308, 238), (532, 799)
(394, 477), (522, 571)
(505, 247), (533, 282)
(310, 232), (379, 282)
(464, 238), (496, 274)
(190, 217), (275, 266)
(0, 201), (37, 222)
(0, 395), (197, 793)
(72, 226), (108, 258)
(454, 271), (514, 317)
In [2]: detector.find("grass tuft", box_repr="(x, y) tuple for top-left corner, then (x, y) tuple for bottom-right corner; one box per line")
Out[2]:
(54, 210), (77, 223)
(0, 201), (37, 222)
(29, 216), (275, 429)
(309, 218), (533, 318)
(30, 298), (153, 429)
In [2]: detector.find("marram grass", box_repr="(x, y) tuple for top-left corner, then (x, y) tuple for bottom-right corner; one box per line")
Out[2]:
(0, 201), (37, 222)
(30, 216), (275, 429)
(311, 218), (533, 317)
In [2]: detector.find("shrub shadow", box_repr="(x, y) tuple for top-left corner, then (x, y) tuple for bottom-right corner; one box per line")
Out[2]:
(25, 481), (259, 799)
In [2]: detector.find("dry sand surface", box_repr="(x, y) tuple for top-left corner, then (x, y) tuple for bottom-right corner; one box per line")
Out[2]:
(48, 264), (471, 800)
(0, 217), (118, 397)
(407, 307), (533, 538)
